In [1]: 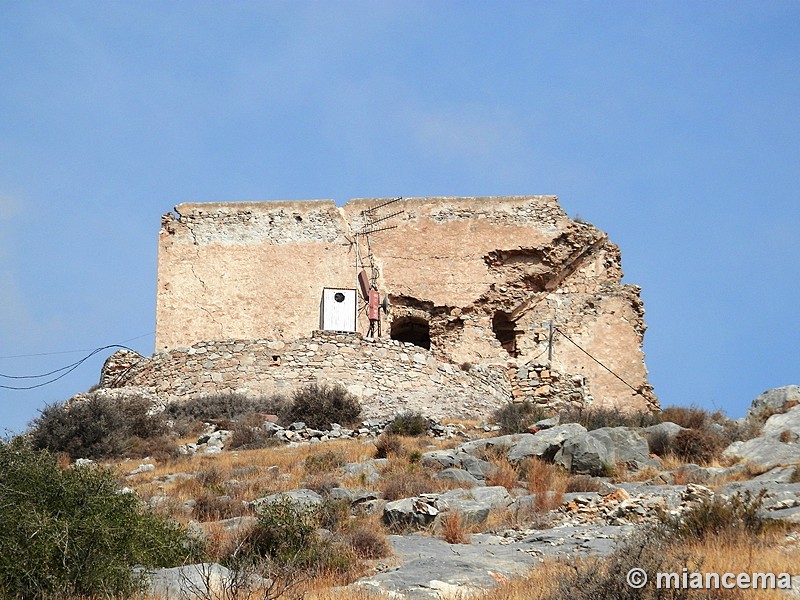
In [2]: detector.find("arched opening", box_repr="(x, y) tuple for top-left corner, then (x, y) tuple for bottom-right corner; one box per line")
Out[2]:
(390, 316), (431, 350)
(492, 311), (521, 357)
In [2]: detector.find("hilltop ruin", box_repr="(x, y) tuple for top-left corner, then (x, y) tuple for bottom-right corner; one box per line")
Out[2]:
(102, 195), (657, 419)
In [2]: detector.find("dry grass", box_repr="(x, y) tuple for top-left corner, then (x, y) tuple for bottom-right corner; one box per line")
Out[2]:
(115, 439), (375, 523)
(474, 529), (800, 600)
(440, 511), (471, 544)
(379, 455), (449, 501)
(523, 457), (567, 512)
(486, 457), (520, 491)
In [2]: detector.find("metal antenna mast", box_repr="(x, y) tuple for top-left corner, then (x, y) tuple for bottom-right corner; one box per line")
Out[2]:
(354, 197), (404, 337)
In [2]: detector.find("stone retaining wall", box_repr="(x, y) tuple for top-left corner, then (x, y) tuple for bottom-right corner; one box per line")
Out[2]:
(103, 331), (513, 420)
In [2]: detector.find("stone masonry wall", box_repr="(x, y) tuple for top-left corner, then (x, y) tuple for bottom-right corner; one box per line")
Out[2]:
(104, 331), (512, 421)
(152, 195), (657, 414)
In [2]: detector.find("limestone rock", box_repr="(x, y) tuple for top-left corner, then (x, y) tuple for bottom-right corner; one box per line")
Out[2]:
(435, 468), (480, 487)
(747, 385), (800, 420)
(508, 423), (587, 463)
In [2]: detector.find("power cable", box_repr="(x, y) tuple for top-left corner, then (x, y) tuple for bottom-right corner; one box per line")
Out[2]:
(0, 332), (154, 360)
(552, 326), (644, 396)
(0, 345), (137, 391)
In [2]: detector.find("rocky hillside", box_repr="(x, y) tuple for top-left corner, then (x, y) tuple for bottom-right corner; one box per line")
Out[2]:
(6, 386), (800, 599)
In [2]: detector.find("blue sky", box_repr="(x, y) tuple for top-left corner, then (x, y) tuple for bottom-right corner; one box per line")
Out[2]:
(1, 1), (798, 433)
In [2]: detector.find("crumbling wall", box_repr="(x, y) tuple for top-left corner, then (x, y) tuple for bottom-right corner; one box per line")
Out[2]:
(156, 201), (356, 351)
(104, 331), (510, 421)
(154, 195), (657, 413)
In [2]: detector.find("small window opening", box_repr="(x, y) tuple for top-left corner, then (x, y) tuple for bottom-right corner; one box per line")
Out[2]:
(492, 311), (521, 357)
(390, 316), (431, 350)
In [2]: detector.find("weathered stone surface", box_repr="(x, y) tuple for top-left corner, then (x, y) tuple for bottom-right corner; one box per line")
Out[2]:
(252, 489), (323, 509)
(434, 468), (480, 487)
(383, 496), (439, 528)
(762, 404), (800, 441)
(554, 432), (611, 474)
(147, 563), (234, 599)
(554, 427), (652, 474)
(507, 423), (587, 463)
(723, 438), (800, 474)
(747, 385), (800, 420)
(460, 455), (493, 480)
(438, 486), (513, 511)
(458, 433), (534, 456)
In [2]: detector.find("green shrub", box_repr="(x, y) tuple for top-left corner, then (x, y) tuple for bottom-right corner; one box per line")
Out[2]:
(492, 401), (550, 434)
(387, 412), (428, 436)
(234, 496), (354, 577)
(0, 439), (196, 599)
(29, 393), (172, 460)
(284, 383), (361, 430)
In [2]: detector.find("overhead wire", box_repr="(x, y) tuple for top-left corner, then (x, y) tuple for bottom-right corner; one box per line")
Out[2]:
(552, 326), (644, 396)
(0, 334), (153, 391)
(0, 332), (154, 360)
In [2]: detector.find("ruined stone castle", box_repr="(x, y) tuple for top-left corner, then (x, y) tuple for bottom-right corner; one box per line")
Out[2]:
(101, 195), (657, 419)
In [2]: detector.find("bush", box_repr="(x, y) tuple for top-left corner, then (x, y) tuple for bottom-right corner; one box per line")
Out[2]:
(284, 383), (361, 430)
(29, 393), (172, 460)
(672, 428), (725, 464)
(374, 433), (404, 459)
(659, 405), (710, 429)
(380, 464), (442, 501)
(347, 526), (392, 559)
(387, 412), (428, 436)
(492, 401), (550, 434)
(227, 414), (282, 450)
(559, 407), (660, 430)
(663, 490), (769, 540)
(0, 439), (196, 598)
(233, 496), (355, 580)
(305, 449), (348, 474)
(165, 392), (287, 427)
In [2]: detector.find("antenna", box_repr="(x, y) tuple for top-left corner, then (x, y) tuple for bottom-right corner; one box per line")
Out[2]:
(355, 197), (404, 290)
(355, 197), (404, 337)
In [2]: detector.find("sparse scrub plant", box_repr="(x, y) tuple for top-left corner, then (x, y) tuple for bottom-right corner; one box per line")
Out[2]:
(374, 433), (404, 459)
(559, 406), (660, 430)
(663, 489), (771, 540)
(487, 457), (520, 491)
(659, 405), (710, 429)
(165, 392), (288, 423)
(440, 511), (471, 544)
(305, 449), (348, 474)
(387, 411), (428, 436)
(29, 393), (172, 460)
(492, 400), (550, 434)
(346, 526), (392, 559)
(522, 457), (567, 511)
(284, 383), (361, 430)
(672, 427), (725, 464)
